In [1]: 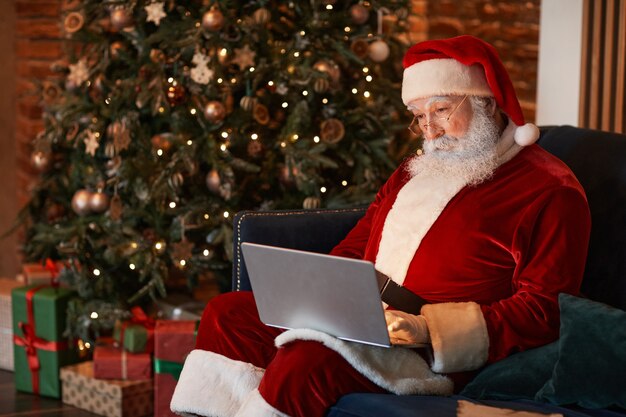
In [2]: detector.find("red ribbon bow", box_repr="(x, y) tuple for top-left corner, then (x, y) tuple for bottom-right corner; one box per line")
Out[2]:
(44, 258), (60, 287)
(13, 285), (68, 394)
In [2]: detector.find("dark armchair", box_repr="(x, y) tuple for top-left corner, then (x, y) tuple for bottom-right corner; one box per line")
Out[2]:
(231, 125), (626, 417)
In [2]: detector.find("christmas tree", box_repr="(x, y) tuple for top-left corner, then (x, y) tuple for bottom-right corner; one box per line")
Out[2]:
(20, 0), (413, 342)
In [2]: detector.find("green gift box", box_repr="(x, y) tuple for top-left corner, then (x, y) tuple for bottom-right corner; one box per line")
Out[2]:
(12, 284), (80, 398)
(113, 307), (155, 354)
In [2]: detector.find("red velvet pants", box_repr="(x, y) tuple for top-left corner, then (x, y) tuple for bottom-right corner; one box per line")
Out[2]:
(195, 291), (388, 417)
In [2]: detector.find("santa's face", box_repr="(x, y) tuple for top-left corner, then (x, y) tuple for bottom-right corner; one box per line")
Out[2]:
(407, 95), (474, 141)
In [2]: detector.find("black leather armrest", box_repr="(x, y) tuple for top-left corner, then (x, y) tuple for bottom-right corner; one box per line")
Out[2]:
(232, 208), (367, 291)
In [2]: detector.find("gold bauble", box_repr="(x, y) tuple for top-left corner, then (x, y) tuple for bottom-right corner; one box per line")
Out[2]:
(313, 60), (340, 83)
(349, 4), (369, 24)
(89, 191), (110, 213)
(369, 40), (390, 62)
(205, 169), (221, 193)
(71, 189), (92, 216)
(110, 8), (133, 31)
(202, 8), (225, 31)
(253, 8), (271, 25)
(240, 96), (257, 112)
(303, 196), (321, 209)
(203, 100), (226, 123)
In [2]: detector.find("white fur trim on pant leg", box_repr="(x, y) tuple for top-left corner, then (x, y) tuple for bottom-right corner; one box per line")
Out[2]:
(234, 389), (291, 417)
(170, 349), (265, 417)
(421, 302), (489, 373)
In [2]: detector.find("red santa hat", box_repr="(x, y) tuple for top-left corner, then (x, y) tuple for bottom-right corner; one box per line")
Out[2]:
(402, 35), (539, 146)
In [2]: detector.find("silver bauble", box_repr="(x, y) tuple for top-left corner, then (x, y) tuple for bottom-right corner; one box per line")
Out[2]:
(71, 189), (92, 216)
(89, 191), (110, 213)
(369, 40), (390, 62)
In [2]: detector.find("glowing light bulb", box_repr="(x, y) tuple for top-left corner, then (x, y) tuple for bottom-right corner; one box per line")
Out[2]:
(169, 201), (177, 208)
(90, 312), (99, 319)
(93, 268), (100, 276)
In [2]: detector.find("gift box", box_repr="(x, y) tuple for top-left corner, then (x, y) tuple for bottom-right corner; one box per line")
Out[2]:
(113, 307), (155, 354)
(61, 361), (153, 417)
(93, 338), (152, 380)
(20, 261), (63, 285)
(154, 320), (197, 417)
(12, 284), (80, 398)
(0, 278), (21, 370)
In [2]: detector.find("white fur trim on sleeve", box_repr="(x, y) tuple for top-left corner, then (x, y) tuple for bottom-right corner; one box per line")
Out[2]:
(170, 349), (265, 417)
(234, 389), (291, 417)
(421, 302), (489, 373)
(275, 328), (452, 396)
(402, 59), (492, 105)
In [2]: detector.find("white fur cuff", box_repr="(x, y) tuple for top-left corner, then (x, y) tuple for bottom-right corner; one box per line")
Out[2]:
(170, 349), (265, 417)
(421, 302), (489, 373)
(234, 389), (291, 417)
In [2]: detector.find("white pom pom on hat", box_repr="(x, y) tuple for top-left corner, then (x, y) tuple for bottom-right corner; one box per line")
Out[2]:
(402, 35), (539, 147)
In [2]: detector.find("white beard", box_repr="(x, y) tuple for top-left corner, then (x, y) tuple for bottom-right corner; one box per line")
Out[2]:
(406, 101), (501, 186)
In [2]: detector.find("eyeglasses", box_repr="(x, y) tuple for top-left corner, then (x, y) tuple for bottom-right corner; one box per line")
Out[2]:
(407, 95), (468, 135)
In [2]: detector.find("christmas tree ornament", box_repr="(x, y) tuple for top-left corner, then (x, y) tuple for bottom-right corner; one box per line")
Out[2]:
(349, 4), (370, 24)
(63, 12), (85, 34)
(247, 140), (263, 158)
(253, 103), (270, 125)
(303, 196), (321, 209)
(150, 48), (165, 63)
(240, 95), (257, 111)
(313, 60), (341, 83)
(108, 194), (123, 221)
(351, 39), (370, 60)
(108, 120), (131, 152)
(67, 58), (89, 87)
(71, 189), (92, 216)
(89, 191), (110, 213)
(42, 81), (62, 105)
(205, 169), (221, 194)
(110, 7), (134, 31)
(166, 83), (185, 106)
(320, 118), (345, 144)
(109, 41), (125, 60)
(168, 172), (184, 191)
(31, 151), (51, 172)
(145, 2), (166, 26)
(190, 52), (214, 84)
(84, 130), (100, 156)
(203, 100), (226, 123)
(231, 45), (256, 70)
(172, 240), (194, 263)
(369, 39), (390, 62)
(104, 141), (116, 158)
(313, 78), (330, 93)
(201, 7), (225, 31)
(253, 8), (271, 25)
(150, 133), (173, 152)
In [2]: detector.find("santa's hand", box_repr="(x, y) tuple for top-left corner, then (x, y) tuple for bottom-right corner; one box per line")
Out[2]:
(384, 310), (430, 344)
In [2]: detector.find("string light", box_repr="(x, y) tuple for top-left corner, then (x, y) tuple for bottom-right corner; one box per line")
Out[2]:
(292, 134), (299, 141)
(223, 211), (230, 218)
(105, 98), (111, 105)
(342, 180), (348, 186)
(352, 88), (358, 94)
(320, 186), (327, 193)
(282, 102), (289, 108)
(280, 142), (287, 148)
(362, 67), (370, 73)
(221, 131), (229, 139)
(85, 342), (91, 349)
(230, 77), (237, 84)
(344, 27), (351, 32)
(158, 106), (165, 113)
(251, 133), (258, 140)
(129, 263), (136, 270)
(326, 4), (333, 9)
(167, 77), (174, 83)
(157, 149), (163, 156)
(322, 98), (328, 104)
(366, 75), (373, 82)
(190, 108), (197, 115)
(363, 91), (371, 98)
(219, 48), (228, 57)
(302, 90), (308, 96)
(217, 78), (223, 84)
(300, 31), (305, 36)
(187, 140), (193, 145)
(94, 132), (100, 138)
(169, 201), (177, 208)
(293, 51), (300, 58)
(204, 213), (210, 219)
(220, 143), (228, 152)
(203, 249), (210, 257)
(155, 242), (163, 251)
(90, 312), (99, 319)
(268, 81), (274, 86)
(131, 242), (138, 249)
(93, 268), (101, 276)
(314, 136), (320, 143)
(249, 67), (255, 72)
(179, 260), (186, 267)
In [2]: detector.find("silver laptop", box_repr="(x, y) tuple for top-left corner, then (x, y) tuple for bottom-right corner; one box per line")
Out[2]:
(241, 242), (424, 348)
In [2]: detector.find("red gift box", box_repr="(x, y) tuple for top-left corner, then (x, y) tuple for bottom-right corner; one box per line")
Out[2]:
(154, 320), (197, 417)
(93, 339), (152, 380)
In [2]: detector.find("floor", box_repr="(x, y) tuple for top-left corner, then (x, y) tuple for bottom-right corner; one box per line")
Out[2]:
(0, 370), (98, 416)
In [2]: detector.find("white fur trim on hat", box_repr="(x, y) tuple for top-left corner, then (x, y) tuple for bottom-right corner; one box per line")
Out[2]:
(402, 58), (492, 105)
(421, 302), (489, 373)
(170, 349), (265, 417)
(234, 389), (291, 417)
(513, 123), (540, 146)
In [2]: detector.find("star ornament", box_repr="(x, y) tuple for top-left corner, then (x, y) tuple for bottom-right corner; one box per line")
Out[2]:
(145, 2), (167, 25)
(172, 239), (194, 262)
(84, 130), (100, 156)
(68, 58), (90, 86)
(232, 45), (256, 70)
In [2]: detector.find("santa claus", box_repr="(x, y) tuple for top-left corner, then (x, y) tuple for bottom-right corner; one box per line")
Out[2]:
(170, 35), (591, 417)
